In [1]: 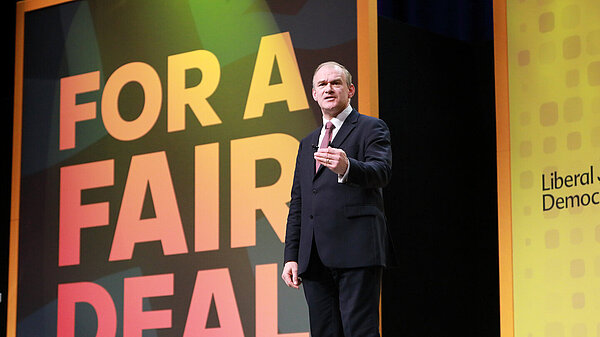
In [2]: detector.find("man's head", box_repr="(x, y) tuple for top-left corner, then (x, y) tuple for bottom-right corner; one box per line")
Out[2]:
(312, 61), (355, 119)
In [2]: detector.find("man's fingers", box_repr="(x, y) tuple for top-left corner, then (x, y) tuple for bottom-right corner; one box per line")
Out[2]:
(314, 148), (342, 162)
(288, 274), (299, 289)
(314, 147), (347, 174)
(282, 272), (296, 288)
(315, 147), (340, 155)
(282, 262), (300, 289)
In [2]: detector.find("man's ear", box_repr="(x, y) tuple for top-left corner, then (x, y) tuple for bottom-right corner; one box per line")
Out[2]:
(348, 83), (355, 98)
(312, 88), (318, 101)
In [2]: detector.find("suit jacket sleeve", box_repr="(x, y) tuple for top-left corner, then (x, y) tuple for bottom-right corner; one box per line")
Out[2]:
(346, 118), (392, 189)
(283, 141), (303, 263)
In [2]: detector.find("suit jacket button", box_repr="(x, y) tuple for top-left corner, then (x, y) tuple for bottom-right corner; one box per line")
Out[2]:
(312, 189), (317, 194)
(310, 215), (313, 219)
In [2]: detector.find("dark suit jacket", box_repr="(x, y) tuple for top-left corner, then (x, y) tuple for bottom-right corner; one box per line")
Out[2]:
(284, 109), (393, 276)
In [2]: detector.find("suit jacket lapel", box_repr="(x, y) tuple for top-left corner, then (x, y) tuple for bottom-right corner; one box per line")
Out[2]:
(313, 110), (359, 180)
(310, 128), (321, 180)
(329, 109), (358, 148)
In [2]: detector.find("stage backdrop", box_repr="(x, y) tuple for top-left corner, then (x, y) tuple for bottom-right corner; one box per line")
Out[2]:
(8, 0), (378, 336)
(495, 1), (600, 337)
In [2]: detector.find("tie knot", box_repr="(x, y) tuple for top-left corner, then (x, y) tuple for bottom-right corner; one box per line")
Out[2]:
(325, 121), (334, 130)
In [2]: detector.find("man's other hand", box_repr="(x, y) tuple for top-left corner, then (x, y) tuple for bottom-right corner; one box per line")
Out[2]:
(282, 261), (301, 289)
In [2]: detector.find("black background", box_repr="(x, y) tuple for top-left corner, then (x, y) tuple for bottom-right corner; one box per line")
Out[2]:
(378, 1), (499, 336)
(2, 0), (499, 336)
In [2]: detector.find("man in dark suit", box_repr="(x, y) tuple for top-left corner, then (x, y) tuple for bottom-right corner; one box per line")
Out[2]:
(282, 61), (392, 337)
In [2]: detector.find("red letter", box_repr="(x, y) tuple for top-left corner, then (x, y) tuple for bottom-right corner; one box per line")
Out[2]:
(109, 151), (188, 261)
(123, 274), (173, 337)
(60, 71), (100, 150)
(183, 268), (244, 337)
(59, 160), (114, 266)
(57, 282), (117, 337)
(256, 264), (309, 337)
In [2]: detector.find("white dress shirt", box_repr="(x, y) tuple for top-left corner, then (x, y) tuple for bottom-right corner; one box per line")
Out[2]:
(318, 105), (352, 182)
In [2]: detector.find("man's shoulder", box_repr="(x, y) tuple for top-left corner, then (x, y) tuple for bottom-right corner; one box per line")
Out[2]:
(354, 110), (388, 128)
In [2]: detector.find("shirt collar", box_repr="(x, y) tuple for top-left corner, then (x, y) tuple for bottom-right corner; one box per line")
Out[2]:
(322, 105), (352, 130)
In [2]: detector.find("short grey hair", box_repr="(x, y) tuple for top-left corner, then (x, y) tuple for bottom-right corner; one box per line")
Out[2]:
(312, 61), (353, 88)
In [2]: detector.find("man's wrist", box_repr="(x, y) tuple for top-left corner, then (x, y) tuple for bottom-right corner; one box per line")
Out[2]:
(338, 157), (350, 183)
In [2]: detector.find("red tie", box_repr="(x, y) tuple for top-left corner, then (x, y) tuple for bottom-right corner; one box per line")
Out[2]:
(316, 121), (334, 172)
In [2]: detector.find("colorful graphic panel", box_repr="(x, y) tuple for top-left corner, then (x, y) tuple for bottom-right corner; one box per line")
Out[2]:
(497, 1), (600, 336)
(9, 0), (376, 336)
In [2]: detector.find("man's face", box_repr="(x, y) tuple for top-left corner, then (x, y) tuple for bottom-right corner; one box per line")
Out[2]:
(312, 65), (355, 118)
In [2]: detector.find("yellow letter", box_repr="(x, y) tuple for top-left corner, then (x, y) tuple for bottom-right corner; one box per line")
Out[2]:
(101, 62), (162, 141)
(230, 133), (298, 248)
(243, 32), (308, 119)
(168, 50), (222, 132)
(256, 264), (309, 337)
(195, 143), (220, 252)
